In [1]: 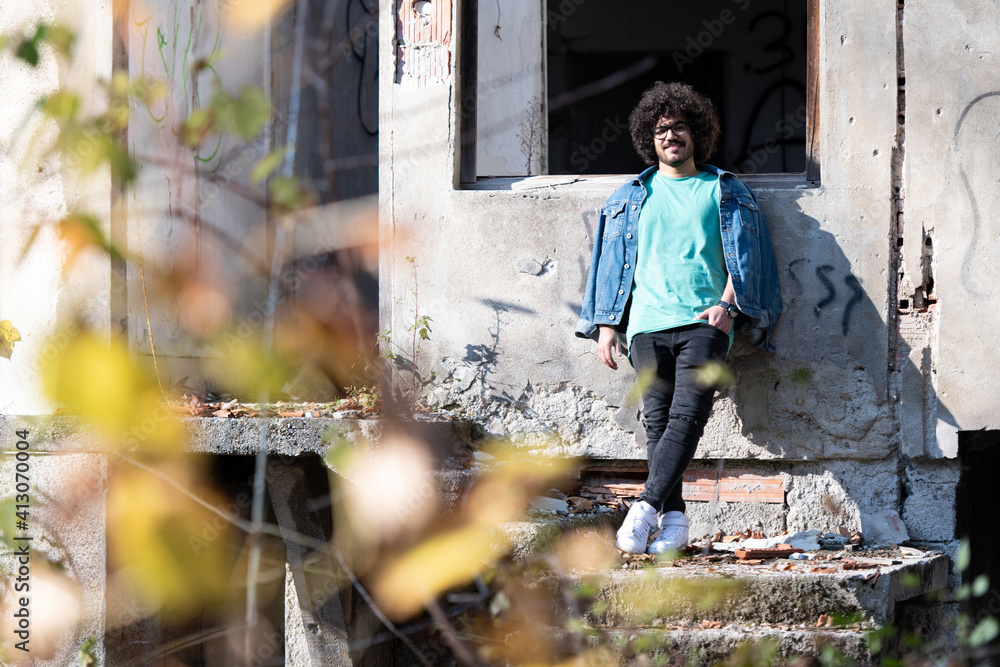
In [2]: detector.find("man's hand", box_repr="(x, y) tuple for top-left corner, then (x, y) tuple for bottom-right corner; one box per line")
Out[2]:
(597, 325), (622, 370)
(695, 305), (733, 334)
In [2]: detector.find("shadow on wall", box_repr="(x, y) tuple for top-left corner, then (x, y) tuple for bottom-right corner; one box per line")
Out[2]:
(727, 199), (956, 458)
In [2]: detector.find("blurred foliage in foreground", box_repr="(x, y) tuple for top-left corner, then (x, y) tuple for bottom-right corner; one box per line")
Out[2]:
(1, 14), (998, 667)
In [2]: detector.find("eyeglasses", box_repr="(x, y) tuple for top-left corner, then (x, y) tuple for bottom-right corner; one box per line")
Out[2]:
(652, 122), (689, 139)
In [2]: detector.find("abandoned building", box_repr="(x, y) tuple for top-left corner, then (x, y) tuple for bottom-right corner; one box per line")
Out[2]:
(1, 0), (1000, 663)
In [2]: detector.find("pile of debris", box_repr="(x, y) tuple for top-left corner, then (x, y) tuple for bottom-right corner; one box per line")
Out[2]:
(167, 391), (383, 419)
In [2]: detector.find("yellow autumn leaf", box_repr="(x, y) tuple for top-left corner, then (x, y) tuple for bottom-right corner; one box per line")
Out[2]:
(223, 0), (295, 31)
(106, 462), (233, 611)
(0, 320), (22, 360)
(373, 523), (511, 619)
(206, 333), (296, 399)
(41, 331), (182, 451)
(372, 453), (573, 618)
(694, 359), (736, 388)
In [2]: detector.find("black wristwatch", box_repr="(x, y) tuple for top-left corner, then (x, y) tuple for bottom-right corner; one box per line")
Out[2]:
(718, 300), (739, 319)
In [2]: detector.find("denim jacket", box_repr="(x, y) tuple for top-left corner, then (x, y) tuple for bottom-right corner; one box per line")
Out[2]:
(575, 164), (782, 351)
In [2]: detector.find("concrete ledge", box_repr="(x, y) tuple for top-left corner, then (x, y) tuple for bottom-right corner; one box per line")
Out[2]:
(0, 415), (475, 461)
(571, 554), (948, 628)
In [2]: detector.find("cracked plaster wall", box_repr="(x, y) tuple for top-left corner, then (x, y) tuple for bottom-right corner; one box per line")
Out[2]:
(382, 0), (903, 467)
(377, 0), (987, 543)
(0, 1), (114, 415)
(903, 0), (1000, 454)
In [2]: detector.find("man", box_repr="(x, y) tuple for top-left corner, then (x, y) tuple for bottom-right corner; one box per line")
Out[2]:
(575, 82), (782, 554)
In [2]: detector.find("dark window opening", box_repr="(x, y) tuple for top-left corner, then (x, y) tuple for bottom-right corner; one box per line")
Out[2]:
(546, 0), (813, 178)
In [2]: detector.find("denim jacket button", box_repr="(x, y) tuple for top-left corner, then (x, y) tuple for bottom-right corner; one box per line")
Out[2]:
(626, 233), (633, 239)
(609, 315), (616, 320)
(631, 205), (637, 210)
(624, 264), (630, 269)
(618, 290), (624, 295)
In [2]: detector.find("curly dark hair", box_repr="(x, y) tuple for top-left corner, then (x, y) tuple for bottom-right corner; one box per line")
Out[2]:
(629, 81), (721, 165)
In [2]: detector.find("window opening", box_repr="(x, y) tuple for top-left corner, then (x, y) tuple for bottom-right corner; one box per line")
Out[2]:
(546, 0), (811, 177)
(462, 0), (817, 183)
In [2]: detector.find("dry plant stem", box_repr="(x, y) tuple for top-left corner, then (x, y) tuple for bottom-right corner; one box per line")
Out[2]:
(138, 154), (269, 209)
(138, 254), (166, 399)
(247, 0), (308, 654)
(427, 599), (485, 667)
(122, 454), (433, 666)
(150, 623), (248, 661)
(546, 555), (586, 656)
(244, 222), (290, 646)
(410, 259), (419, 403)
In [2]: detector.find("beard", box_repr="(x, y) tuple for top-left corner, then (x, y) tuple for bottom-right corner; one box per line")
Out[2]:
(657, 139), (694, 167)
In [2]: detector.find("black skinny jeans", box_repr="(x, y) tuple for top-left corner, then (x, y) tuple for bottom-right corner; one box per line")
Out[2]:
(630, 323), (730, 514)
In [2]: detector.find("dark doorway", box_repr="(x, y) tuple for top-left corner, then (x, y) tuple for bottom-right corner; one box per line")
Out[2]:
(957, 431), (1000, 635)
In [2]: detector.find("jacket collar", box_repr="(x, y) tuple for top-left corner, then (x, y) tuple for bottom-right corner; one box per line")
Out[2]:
(632, 163), (733, 184)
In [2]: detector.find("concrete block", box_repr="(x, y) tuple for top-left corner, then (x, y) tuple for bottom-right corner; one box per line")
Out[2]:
(902, 465), (958, 543)
(895, 600), (961, 659)
(786, 460), (901, 534)
(905, 461), (961, 485)
(862, 510), (910, 546)
(685, 501), (786, 539)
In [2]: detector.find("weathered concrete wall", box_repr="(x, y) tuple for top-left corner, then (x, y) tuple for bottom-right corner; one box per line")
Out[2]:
(0, 0), (114, 414)
(904, 1), (1000, 457)
(381, 0), (899, 465)
(125, 0), (270, 383)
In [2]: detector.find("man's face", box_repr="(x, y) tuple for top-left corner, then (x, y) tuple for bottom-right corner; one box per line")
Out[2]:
(652, 115), (695, 170)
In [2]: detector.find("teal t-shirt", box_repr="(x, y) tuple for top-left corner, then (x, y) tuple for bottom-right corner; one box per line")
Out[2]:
(626, 170), (733, 347)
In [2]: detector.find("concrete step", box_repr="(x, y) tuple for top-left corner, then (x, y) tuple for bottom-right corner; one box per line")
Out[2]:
(496, 509), (624, 561)
(506, 621), (876, 665)
(600, 625), (874, 665)
(563, 553), (948, 629)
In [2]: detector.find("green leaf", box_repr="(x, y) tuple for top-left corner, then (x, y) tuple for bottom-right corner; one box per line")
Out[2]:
(42, 24), (75, 56)
(250, 147), (287, 183)
(183, 108), (216, 148)
(0, 497), (17, 546)
(956, 539), (971, 573)
(79, 636), (98, 667)
(968, 616), (999, 648)
(973, 574), (990, 597)
(268, 176), (303, 212)
(230, 85), (270, 139)
(0, 320), (22, 360)
(39, 91), (81, 121)
(63, 130), (137, 183)
(15, 39), (39, 66)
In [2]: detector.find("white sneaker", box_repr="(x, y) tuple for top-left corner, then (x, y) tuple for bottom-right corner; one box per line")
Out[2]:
(648, 511), (689, 555)
(617, 500), (659, 553)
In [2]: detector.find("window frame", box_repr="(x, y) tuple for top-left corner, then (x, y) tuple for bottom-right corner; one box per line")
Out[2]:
(459, 0), (820, 189)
